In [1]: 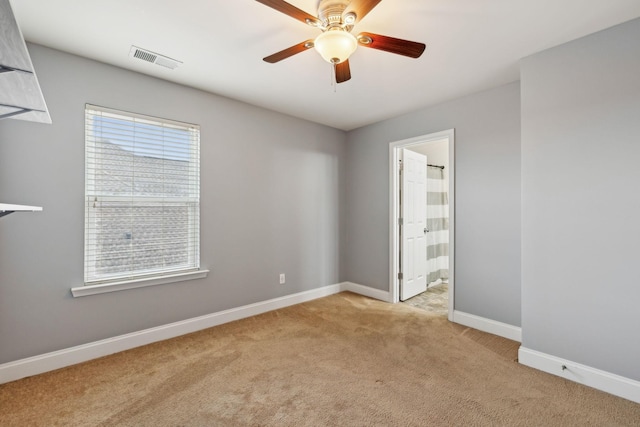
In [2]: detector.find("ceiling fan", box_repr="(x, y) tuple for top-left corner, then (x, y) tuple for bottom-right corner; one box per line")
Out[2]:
(256, 0), (426, 83)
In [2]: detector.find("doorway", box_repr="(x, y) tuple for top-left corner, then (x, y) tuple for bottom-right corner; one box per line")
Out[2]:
(389, 130), (455, 321)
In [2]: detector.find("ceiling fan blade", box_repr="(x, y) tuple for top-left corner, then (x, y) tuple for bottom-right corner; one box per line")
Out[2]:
(335, 60), (352, 83)
(263, 40), (315, 63)
(255, 0), (319, 26)
(357, 32), (426, 58)
(344, 0), (382, 23)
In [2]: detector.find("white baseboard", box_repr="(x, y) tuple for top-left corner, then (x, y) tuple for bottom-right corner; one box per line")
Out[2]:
(452, 310), (522, 342)
(341, 281), (391, 302)
(0, 283), (345, 385)
(519, 347), (640, 404)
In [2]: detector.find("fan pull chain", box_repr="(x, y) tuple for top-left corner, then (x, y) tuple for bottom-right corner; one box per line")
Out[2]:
(331, 63), (337, 93)
(331, 63), (335, 91)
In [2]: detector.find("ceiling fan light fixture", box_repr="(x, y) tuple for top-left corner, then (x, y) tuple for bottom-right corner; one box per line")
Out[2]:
(314, 29), (357, 64)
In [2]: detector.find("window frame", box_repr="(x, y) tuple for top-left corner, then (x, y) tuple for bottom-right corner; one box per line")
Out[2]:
(73, 104), (208, 297)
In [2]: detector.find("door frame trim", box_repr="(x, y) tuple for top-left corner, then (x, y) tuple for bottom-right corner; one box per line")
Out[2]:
(389, 129), (455, 321)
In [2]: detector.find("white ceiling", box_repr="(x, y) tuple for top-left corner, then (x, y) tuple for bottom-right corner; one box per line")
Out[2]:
(11, 0), (640, 131)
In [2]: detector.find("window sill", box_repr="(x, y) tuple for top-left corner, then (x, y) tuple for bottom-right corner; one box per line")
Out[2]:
(71, 269), (209, 297)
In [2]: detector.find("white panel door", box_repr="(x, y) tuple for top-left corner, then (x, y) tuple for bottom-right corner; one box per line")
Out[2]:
(400, 149), (428, 301)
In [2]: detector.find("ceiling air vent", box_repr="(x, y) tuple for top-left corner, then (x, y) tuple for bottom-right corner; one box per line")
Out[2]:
(129, 46), (182, 70)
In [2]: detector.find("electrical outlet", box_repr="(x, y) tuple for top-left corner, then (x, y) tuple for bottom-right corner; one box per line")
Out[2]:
(279, 273), (285, 284)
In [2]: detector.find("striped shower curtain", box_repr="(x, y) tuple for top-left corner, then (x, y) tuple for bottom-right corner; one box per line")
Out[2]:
(426, 166), (449, 285)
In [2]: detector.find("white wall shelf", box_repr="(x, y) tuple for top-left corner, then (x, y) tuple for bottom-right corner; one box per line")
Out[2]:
(0, 203), (42, 218)
(0, 0), (52, 123)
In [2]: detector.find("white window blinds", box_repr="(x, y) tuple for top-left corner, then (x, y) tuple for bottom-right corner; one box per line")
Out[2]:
(84, 105), (200, 285)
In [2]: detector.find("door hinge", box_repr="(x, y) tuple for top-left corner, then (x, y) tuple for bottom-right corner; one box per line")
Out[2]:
(398, 272), (403, 280)
(398, 218), (403, 226)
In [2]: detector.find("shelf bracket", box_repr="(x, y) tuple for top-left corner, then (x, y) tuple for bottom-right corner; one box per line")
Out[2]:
(0, 104), (34, 119)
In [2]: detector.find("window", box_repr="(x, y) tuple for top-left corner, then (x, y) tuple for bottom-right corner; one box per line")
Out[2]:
(84, 105), (201, 288)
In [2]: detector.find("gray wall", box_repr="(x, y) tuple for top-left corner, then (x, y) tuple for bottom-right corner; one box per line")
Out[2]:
(521, 18), (640, 380)
(345, 82), (522, 327)
(0, 44), (346, 364)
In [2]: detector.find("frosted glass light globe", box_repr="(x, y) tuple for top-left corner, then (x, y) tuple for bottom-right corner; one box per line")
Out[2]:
(314, 29), (358, 64)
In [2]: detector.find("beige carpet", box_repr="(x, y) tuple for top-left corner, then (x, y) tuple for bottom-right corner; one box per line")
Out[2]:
(1, 292), (638, 426)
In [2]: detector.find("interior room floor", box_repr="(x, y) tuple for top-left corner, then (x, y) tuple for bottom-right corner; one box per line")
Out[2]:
(402, 282), (448, 315)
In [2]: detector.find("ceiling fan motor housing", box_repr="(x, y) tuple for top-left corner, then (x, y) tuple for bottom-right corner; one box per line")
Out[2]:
(318, 0), (350, 28)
